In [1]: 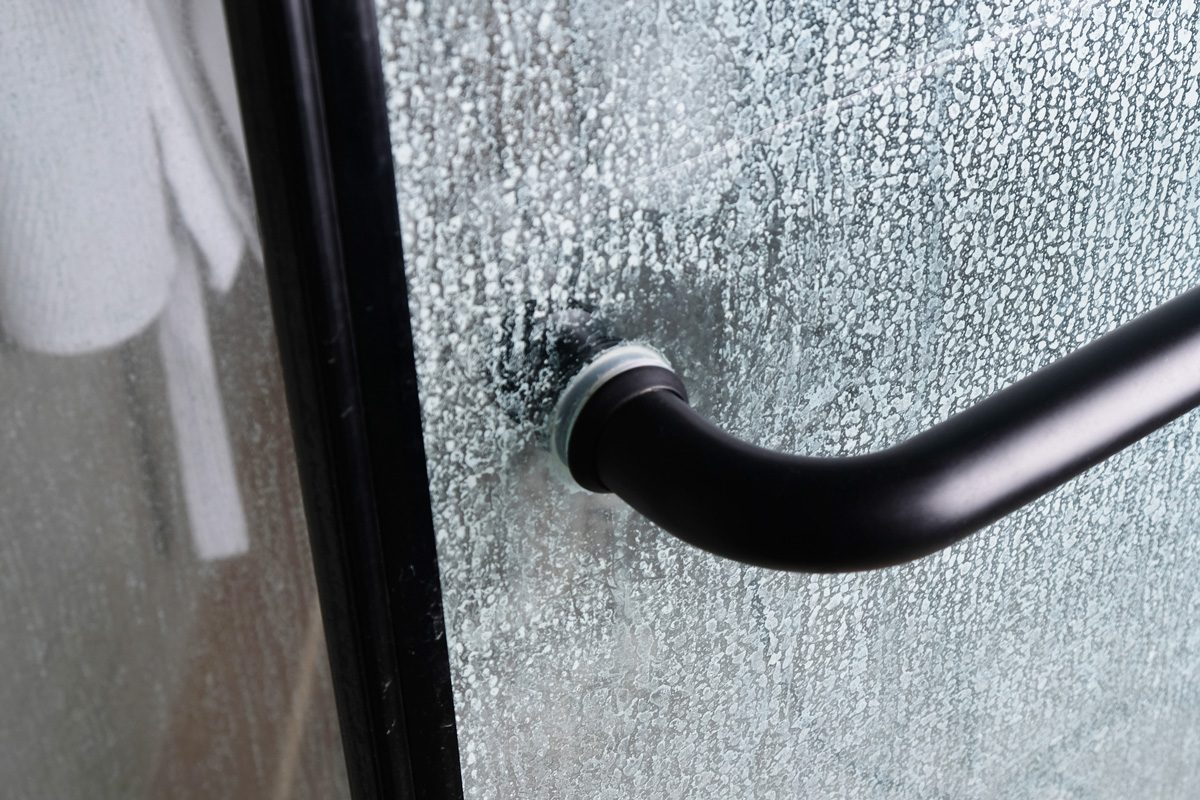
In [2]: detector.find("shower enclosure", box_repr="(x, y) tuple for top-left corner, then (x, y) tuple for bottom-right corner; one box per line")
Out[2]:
(6, 0), (1200, 798)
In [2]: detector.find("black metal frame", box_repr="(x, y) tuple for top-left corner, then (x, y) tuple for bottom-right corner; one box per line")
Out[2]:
(221, 1), (462, 798)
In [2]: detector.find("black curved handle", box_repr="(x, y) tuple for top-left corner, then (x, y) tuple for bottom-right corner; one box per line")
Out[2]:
(553, 286), (1200, 572)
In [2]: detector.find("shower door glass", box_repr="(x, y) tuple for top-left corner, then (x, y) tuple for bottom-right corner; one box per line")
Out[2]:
(379, 0), (1200, 796)
(1, 3), (350, 797)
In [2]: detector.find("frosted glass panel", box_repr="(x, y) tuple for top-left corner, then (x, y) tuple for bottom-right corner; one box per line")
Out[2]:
(1, 4), (349, 798)
(380, 0), (1200, 796)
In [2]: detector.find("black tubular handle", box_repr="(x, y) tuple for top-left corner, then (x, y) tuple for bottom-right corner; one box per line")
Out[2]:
(552, 286), (1200, 572)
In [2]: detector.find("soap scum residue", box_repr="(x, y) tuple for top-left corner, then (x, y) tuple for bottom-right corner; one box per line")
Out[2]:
(378, 1), (1200, 797)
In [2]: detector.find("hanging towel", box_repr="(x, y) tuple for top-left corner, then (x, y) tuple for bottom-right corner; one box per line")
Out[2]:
(0, 1), (255, 560)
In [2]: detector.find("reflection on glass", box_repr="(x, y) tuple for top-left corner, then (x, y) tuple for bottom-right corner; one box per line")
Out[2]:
(0, 2), (349, 797)
(381, 0), (1200, 797)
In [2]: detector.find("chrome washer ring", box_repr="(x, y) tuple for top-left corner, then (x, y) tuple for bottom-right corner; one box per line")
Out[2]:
(549, 343), (674, 474)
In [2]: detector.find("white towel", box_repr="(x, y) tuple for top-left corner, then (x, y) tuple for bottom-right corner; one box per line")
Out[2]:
(0, 1), (254, 560)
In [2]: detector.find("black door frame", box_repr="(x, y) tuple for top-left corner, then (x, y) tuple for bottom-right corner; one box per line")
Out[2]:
(221, 2), (462, 798)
